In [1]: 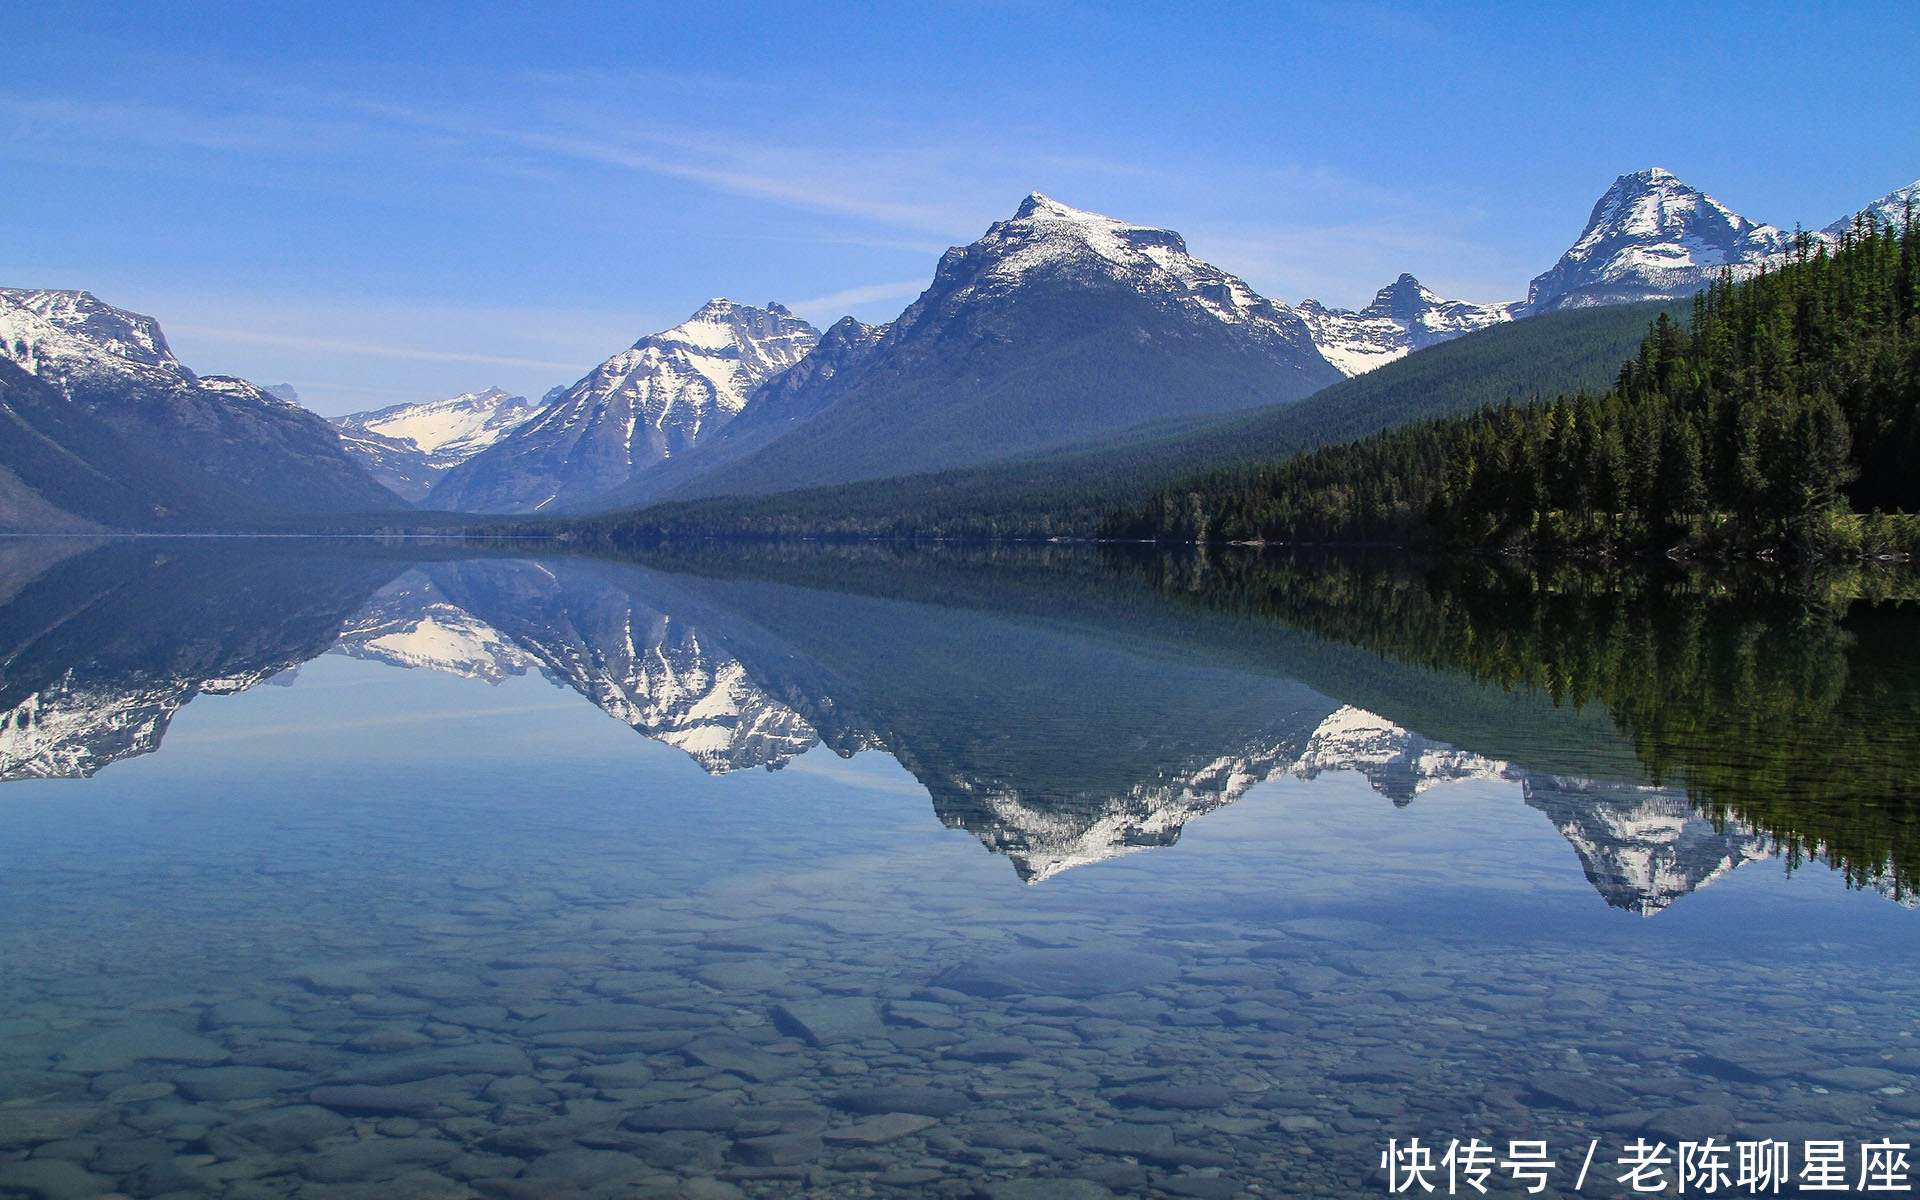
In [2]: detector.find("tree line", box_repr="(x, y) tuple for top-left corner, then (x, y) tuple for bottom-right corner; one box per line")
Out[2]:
(1106, 214), (1920, 558)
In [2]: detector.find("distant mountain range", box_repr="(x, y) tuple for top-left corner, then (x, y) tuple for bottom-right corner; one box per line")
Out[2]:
(0, 168), (1912, 529)
(367, 172), (1917, 516)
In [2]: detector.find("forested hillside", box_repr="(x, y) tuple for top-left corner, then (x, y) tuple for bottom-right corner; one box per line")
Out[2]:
(1108, 217), (1920, 557)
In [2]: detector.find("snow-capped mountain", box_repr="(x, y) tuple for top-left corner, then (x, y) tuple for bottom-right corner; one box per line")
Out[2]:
(0, 543), (397, 780)
(335, 386), (542, 500)
(926, 192), (1331, 363)
(663, 193), (1346, 501)
(340, 386), (542, 462)
(1823, 178), (1920, 237)
(0, 668), (294, 782)
(1296, 274), (1515, 376)
(580, 315), (889, 512)
(427, 301), (819, 513)
(7, 539), (1908, 916)
(1523, 168), (1792, 313)
(0, 288), (403, 523)
(343, 560), (842, 773)
(950, 746), (1286, 883)
(1521, 776), (1776, 915)
(0, 287), (181, 382)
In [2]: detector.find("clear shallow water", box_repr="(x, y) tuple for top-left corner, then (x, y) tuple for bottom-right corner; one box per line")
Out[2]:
(0, 540), (1915, 1200)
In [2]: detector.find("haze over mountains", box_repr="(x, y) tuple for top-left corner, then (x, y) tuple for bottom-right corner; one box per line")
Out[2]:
(0, 168), (1912, 530)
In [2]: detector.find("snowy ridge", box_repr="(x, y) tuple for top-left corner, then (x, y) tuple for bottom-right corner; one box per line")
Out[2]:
(0, 285), (406, 517)
(0, 288), (187, 389)
(508, 611), (822, 774)
(343, 611), (539, 683)
(335, 387), (546, 499)
(1297, 274), (1515, 376)
(335, 571), (542, 685)
(1291, 704), (1512, 801)
(949, 746), (1285, 883)
(0, 682), (187, 781)
(1824, 178), (1920, 237)
(1525, 168), (1791, 312)
(425, 300), (819, 512)
(338, 386), (542, 464)
(334, 568), (826, 772)
(0, 663), (289, 780)
(194, 373), (307, 413)
(920, 192), (1328, 364)
(542, 299), (818, 441)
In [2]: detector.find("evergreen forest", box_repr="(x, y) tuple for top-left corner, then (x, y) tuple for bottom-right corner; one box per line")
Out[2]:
(1106, 217), (1920, 558)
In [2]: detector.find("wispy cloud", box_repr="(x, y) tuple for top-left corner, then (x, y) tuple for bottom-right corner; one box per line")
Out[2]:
(315, 88), (1082, 239)
(167, 323), (585, 371)
(788, 279), (928, 321)
(0, 83), (1128, 243)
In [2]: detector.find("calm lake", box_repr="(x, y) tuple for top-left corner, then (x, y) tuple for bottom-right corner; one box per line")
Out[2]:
(0, 539), (1914, 1200)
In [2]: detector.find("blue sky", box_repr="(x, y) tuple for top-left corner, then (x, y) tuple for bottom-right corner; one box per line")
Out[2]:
(4, 2), (1916, 416)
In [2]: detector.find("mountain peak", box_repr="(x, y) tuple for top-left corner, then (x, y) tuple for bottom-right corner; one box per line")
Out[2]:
(0, 286), (183, 377)
(1014, 191), (1071, 219)
(1824, 178), (1920, 236)
(1370, 272), (1435, 302)
(1296, 272), (1511, 376)
(1005, 191), (1154, 234)
(427, 300), (820, 512)
(1524, 168), (1788, 312)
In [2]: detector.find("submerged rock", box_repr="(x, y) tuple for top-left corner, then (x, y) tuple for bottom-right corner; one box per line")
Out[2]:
(56, 1022), (229, 1073)
(203, 1104), (352, 1157)
(934, 949), (1179, 998)
(0, 1158), (114, 1200)
(325, 1042), (531, 1085)
(832, 1086), (969, 1117)
(772, 997), (885, 1046)
(823, 1112), (938, 1145)
(0, 1104), (108, 1150)
(172, 1065), (303, 1102)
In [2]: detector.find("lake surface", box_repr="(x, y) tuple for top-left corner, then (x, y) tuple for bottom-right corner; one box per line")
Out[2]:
(0, 539), (1915, 1200)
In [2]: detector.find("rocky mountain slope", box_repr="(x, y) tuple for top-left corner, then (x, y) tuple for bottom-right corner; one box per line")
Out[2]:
(336, 386), (542, 501)
(1824, 178), (1920, 238)
(580, 316), (888, 512)
(0, 288), (404, 526)
(1296, 273), (1515, 376)
(650, 194), (1346, 503)
(1522, 168), (1792, 312)
(427, 301), (819, 513)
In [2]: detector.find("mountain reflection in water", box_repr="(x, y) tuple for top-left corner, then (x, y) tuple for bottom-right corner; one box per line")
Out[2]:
(1, 538), (1913, 915)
